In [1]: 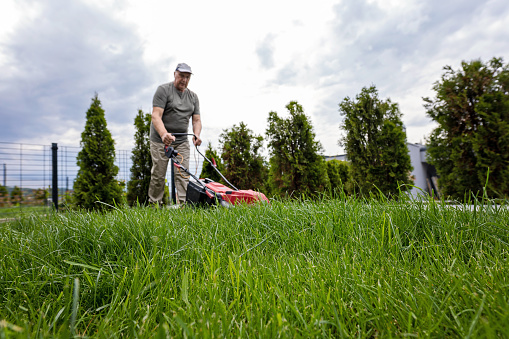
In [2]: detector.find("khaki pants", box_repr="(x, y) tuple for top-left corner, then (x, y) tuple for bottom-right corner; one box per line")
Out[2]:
(148, 140), (190, 205)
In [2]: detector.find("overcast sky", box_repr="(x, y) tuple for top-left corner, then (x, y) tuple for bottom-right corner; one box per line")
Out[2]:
(1, 0), (508, 155)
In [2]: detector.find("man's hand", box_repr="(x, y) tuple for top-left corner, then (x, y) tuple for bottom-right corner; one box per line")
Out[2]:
(193, 135), (202, 146)
(162, 132), (175, 145)
(152, 107), (175, 145)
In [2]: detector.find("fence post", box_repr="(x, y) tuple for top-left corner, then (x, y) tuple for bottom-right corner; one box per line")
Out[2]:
(3, 163), (5, 187)
(51, 143), (58, 211)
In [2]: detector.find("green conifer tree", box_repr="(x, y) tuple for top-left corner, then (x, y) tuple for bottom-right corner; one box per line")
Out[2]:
(266, 101), (330, 197)
(326, 160), (350, 193)
(74, 94), (123, 210)
(126, 110), (152, 206)
(220, 122), (268, 192)
(199, 142), (225, 183)
(425, 57), (509, 199)
(339, 86), (413, 198)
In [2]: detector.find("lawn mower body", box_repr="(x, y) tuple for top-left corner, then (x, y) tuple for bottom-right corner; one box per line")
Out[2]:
(165, 140), (269, 207)
(186, 178), (269, 207)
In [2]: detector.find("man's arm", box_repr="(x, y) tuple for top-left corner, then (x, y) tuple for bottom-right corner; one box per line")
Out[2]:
(152, 106), (175, 145)
(192, 114), (202, 146)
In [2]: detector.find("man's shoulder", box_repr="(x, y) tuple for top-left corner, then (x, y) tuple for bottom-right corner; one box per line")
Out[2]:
(158, 82), (173, 90)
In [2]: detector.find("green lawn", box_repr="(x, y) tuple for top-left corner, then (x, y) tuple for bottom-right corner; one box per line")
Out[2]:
(0, 205), (49, 220)
(1, 196), (508, 337)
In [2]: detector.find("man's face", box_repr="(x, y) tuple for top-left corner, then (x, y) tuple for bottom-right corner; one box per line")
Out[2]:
(174, 71), (191, 92)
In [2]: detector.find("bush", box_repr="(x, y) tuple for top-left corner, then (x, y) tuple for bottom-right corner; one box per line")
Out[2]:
(326, 160), (350, 193)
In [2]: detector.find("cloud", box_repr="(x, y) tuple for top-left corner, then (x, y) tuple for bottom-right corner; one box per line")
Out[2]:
(0, 0), (155, 146)
(256, 34), (276, 69)
(287, 0), (509, 153)
(1, 0), (508, 158)
(274, 63), (300, 86)
(321, 0), (503, 92)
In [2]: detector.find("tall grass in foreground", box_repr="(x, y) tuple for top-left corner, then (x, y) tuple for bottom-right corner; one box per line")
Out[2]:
(1, 195), (508, 337)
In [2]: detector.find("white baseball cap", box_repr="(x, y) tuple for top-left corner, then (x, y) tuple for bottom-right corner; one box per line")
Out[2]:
(175, 63), (193, 74)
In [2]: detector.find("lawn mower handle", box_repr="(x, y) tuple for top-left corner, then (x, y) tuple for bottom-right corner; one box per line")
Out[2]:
(167, 134), (239, 191)
(164, 145), (204, 187)
(170, 132), (197, 140)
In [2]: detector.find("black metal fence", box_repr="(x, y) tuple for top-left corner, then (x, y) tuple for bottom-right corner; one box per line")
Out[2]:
(0, 141), (203, 218)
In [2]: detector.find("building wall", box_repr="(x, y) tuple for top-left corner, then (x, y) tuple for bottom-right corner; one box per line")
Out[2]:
(324, 154), (348, 162)
(407, 143), (429, 198)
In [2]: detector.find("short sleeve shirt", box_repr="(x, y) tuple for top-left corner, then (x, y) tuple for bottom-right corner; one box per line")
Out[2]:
(150, 81), (200, 144)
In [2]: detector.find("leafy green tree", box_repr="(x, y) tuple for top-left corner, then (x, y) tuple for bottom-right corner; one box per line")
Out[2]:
(424, 57), (509, 199)
(199, 142), (225, 183)
(220, 122), (268, 192)
(10, 186), (23, 205)
(0, 185), (9, 207)
(74, 94), (123, 210)
(34, 188), (49, 205)
(339, 86), (413, 198)
(326, 160), (350, 193)
(266, 101), (330, 197)
(126, 110), (152, 206)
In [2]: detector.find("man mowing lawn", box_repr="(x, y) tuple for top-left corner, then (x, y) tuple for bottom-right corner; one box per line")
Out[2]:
(148, 63), (202, 206)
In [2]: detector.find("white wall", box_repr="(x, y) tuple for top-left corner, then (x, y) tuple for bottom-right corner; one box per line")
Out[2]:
(407, 143), (429, 198)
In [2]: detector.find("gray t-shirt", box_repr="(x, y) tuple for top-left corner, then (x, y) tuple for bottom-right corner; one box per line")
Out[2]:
(150, 81), (200, 144)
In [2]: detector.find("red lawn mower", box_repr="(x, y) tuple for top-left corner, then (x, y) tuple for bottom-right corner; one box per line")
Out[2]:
(165, 134), (269, 207)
